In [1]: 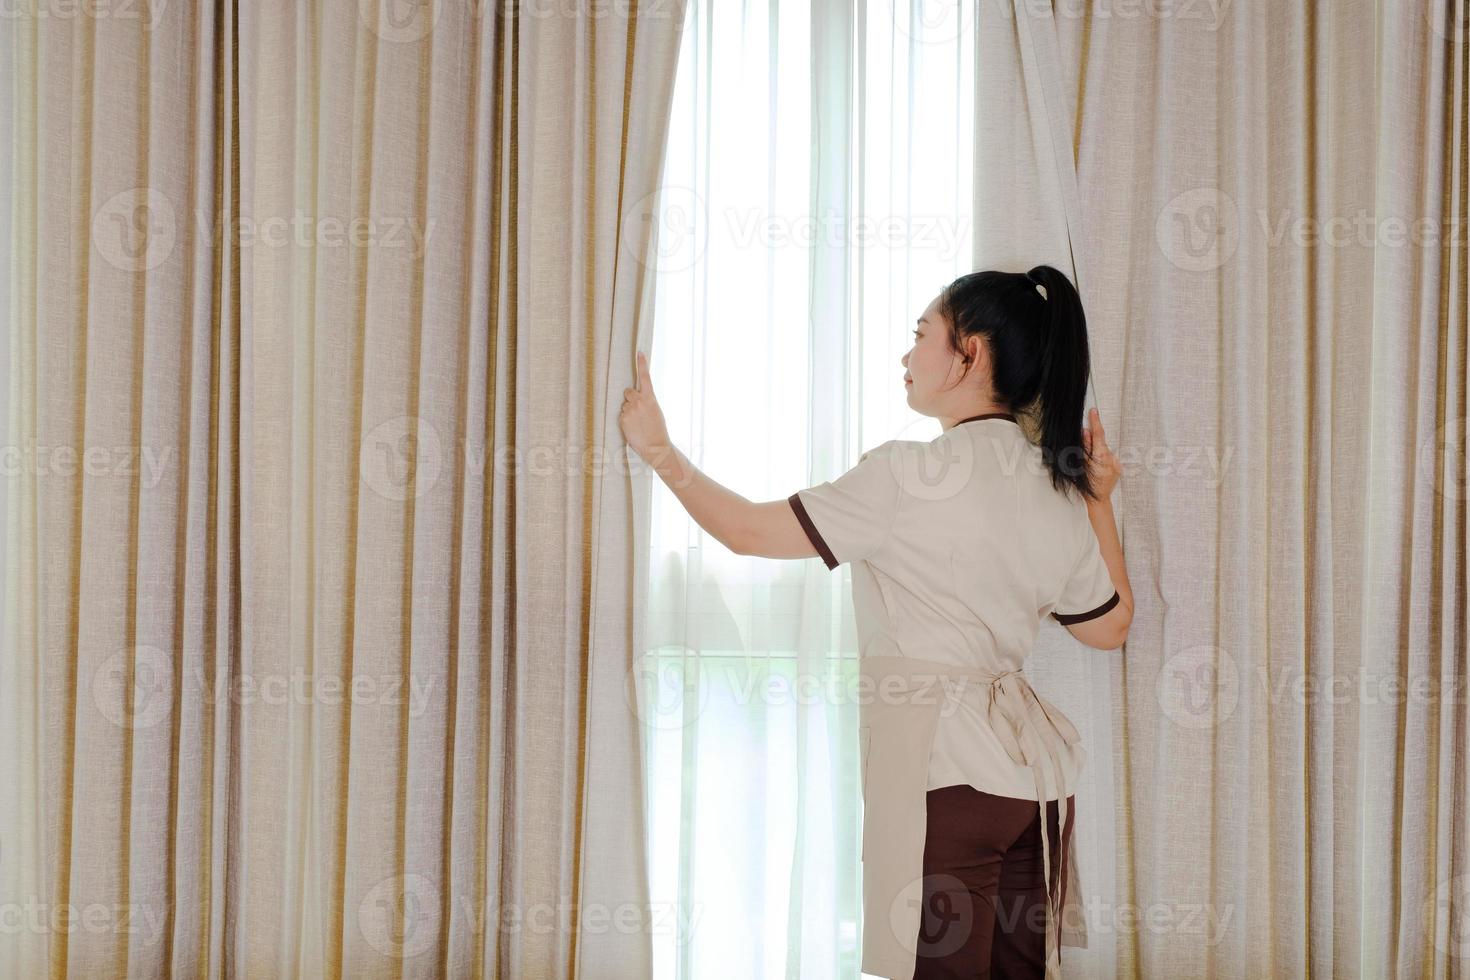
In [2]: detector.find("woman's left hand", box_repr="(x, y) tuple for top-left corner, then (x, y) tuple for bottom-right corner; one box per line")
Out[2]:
(1081, 406), (1122, 500)
(620, 350), (672, 462)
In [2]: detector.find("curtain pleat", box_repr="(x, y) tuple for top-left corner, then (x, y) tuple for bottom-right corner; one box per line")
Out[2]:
(0, 1), (686, 976)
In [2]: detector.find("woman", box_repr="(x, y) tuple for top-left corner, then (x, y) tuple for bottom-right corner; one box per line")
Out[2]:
(620, 265), (1133, 979)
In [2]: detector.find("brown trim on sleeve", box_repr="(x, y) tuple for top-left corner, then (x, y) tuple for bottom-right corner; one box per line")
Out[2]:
(788, 492), (839, 570)
(1052, 590), (1120, 625)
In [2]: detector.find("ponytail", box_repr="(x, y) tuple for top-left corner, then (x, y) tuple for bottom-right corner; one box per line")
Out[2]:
(1025, 265), (1096, 502)
(937, 264), (1097, 502)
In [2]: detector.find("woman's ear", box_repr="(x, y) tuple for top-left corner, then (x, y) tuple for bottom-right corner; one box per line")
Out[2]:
(967, 333), (984, 367)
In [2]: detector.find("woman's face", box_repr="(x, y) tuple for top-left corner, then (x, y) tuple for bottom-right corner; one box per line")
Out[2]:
(901, 293), (985, 415)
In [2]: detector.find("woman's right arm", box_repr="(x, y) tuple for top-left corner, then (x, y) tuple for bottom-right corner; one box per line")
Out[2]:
(1064, 496), (1133, 648)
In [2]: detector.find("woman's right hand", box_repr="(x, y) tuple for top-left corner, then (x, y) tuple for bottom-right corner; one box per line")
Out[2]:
(1082, 406), (1121, 501)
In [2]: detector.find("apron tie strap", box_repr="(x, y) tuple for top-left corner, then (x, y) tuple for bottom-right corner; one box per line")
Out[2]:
(970, 668), (1078, 979)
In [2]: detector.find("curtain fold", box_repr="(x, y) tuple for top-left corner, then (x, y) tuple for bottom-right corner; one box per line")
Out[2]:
(1, 1), (686, 976)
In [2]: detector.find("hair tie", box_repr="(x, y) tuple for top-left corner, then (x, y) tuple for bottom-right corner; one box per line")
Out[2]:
(1026, 271), (1047, 301)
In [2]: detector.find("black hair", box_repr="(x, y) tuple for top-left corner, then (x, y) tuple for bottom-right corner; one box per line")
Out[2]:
(936, 264), (1097, 501)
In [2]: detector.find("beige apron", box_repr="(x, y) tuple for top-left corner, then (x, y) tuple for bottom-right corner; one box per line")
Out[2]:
(857, 655), (1088, 979)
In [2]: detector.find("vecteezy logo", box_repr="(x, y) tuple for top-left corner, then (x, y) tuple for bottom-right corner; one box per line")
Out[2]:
(358, 873), (440, 959)
(93, 645), (174, 730)
(1155, 187), (1239, 273)
(621, 185), (707, 275)
(624, 651), (712, 732)
(93, 187), (177, 273)
(360, 415), (444, 502)
(892, 0), (974, 47)
(890, 871), (974, 959)
(359, 0), (440, 43)
(1157, 644), (1239, 730)
(1420, 416), (1467, 502)
(887, 431), (977, 504)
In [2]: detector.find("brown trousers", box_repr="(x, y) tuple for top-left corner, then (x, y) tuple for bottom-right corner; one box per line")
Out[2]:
(912, 784), (1074, 979)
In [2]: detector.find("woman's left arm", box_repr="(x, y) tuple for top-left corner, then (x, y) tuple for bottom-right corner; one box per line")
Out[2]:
(642, 443), (817, 560)
(619, 350), (816, 560)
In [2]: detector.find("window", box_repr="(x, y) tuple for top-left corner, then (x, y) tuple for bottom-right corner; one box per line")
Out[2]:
(639, 3), (975, 976)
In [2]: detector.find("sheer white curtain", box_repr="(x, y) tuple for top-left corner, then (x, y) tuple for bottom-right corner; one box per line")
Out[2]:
(633, 3), (1028, 978)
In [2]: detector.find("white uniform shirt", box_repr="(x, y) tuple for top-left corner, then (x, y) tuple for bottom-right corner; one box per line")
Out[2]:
(788, 412), (1119, 802)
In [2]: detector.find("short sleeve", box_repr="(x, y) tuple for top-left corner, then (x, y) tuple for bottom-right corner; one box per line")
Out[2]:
(787, 440), (903, 570)
(1051, 515), (1120, 624)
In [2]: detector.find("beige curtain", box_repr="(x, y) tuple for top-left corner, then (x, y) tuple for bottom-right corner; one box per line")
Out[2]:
(979, 0), (1467, 976)
(1, 1), (685, 976)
